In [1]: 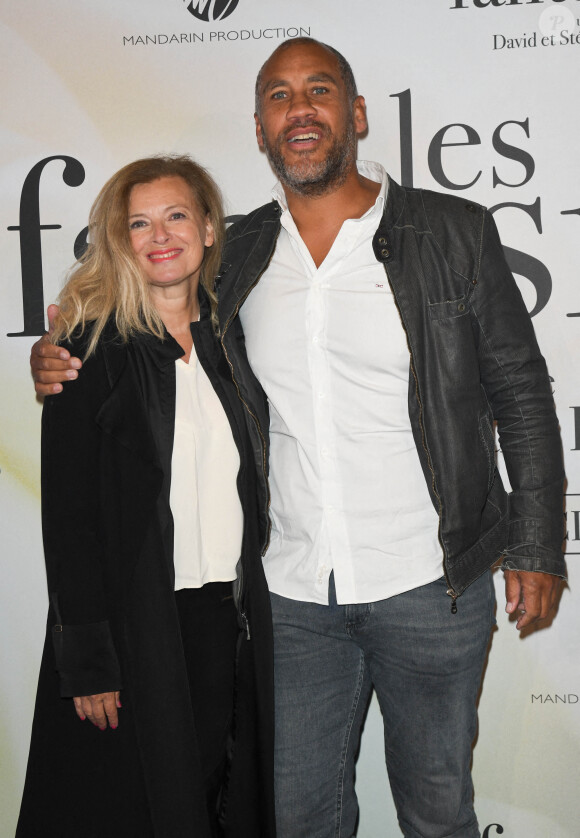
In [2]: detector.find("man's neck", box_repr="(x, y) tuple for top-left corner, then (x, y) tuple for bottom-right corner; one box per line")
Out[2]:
(282, 164), (381, 268)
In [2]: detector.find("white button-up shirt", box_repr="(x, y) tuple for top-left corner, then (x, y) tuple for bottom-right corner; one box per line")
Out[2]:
(239, 162), (442, 605)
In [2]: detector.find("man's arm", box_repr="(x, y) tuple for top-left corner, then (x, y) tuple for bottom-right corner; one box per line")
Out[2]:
(31, 304), (82, 396)
(473, 211), (566, 629)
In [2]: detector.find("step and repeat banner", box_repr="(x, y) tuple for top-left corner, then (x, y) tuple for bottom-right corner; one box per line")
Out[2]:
(1, 1), (579, 835)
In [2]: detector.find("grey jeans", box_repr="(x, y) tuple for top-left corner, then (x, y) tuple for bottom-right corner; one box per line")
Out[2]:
(270, 571), (496, 838)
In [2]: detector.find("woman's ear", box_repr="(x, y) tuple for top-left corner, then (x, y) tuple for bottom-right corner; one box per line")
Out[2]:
(205, 215), (215, 248)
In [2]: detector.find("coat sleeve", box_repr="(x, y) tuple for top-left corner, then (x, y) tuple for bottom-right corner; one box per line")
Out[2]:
(41, 339), (123, 697)
(471, 210), (566, 578)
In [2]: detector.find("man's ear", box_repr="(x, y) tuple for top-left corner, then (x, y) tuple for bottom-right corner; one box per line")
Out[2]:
(352, 95), (368, 137)
(255, 114), (265, 149)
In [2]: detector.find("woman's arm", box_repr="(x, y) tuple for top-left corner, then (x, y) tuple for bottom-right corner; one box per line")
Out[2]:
(41, 335), (123, 722)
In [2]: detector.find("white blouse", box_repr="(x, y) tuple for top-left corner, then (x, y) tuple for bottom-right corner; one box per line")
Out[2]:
(171, 351), (243, 591)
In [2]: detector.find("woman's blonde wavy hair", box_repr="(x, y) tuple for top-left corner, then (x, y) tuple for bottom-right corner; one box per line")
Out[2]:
(50, 155), (225, 357)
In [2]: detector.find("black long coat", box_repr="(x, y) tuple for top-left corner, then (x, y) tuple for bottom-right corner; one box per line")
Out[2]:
(17, 316), (275, 838)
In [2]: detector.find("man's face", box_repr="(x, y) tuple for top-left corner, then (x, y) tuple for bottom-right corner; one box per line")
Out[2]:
(254, 42), (366, 197)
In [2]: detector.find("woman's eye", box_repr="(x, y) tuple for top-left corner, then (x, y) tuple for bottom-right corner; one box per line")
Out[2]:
(170, 212), (186, 220)
(129, 220), (146, 230)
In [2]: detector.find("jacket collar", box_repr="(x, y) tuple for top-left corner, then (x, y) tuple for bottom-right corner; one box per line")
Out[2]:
(216, 173), (409, 332)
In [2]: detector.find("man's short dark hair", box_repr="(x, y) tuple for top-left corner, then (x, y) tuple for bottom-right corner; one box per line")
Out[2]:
(254, 37), (359, 116)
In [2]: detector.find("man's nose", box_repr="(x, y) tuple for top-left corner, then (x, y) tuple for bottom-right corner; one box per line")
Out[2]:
(286, 90), (317, 121)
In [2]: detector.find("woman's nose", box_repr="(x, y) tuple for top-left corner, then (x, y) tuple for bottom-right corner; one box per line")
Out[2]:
(151, 221), (169, 242)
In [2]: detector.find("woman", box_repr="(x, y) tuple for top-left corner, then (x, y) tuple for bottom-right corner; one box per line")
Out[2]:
(17, 156), (275, 838)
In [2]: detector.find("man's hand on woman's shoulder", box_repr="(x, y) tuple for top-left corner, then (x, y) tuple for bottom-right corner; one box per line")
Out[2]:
(31, 304), (82, 396)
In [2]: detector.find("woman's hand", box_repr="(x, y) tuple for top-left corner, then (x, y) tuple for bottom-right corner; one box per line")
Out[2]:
(73, 691), (121, 730)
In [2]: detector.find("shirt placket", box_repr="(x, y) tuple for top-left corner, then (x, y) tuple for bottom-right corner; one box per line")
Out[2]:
(307, 245), (358, 602)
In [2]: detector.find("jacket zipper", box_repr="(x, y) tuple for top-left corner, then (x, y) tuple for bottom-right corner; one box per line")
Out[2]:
(383, 263), (459, 613)
(239, 609), (251, 640)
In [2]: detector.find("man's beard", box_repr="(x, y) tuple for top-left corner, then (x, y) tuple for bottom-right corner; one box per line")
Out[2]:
(260, 119), (356, 197)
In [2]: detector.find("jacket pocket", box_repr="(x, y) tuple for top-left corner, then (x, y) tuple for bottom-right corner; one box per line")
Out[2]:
(478, 411), (496, 491)
(427, 296), (470, 321)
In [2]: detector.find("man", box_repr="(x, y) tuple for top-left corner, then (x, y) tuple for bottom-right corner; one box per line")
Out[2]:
(33, 38), (565, 838)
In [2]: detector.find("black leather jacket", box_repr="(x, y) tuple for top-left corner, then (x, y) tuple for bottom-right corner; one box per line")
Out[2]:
(217, 177), (566, 598)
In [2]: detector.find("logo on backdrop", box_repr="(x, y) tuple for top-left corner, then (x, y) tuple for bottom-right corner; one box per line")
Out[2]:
(564, 492), (580, 554)
(451, 0), (579, 9)
(538, 4), (576, 35)
(183, 0), (239, 22)
(449, 0), (580, 49)
(531, 694), (578, 703)
(121, 0), (310, 46)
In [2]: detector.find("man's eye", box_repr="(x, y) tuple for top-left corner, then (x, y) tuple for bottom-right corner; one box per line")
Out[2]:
(271, 91), (287, 100)
(312, 87), (328, 95)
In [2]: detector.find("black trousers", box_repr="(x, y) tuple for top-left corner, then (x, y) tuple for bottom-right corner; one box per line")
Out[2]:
(175, 582), (239, 838)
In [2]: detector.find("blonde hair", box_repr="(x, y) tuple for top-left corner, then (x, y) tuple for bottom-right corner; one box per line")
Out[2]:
(51, 155), (225, 356)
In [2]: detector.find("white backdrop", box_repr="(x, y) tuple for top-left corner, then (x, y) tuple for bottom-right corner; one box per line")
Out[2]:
(1, 2), (579, 836)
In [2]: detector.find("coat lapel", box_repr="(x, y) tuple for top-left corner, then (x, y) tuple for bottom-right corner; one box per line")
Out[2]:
(95, 338), (162, 468)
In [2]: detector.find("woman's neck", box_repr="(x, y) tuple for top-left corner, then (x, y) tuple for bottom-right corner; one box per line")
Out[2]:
(150, 283), (198, 362)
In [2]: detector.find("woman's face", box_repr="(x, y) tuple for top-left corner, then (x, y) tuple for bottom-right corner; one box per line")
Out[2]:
(128, 176), (214, 291)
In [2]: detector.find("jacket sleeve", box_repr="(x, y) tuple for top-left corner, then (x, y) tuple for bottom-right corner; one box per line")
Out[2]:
(41, 339), (122, 697)
(471, 210), (566, 578)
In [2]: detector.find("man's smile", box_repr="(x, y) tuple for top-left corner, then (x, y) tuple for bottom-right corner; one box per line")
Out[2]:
(284, 123), (325, 149)
(287, 130), (322, 145)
